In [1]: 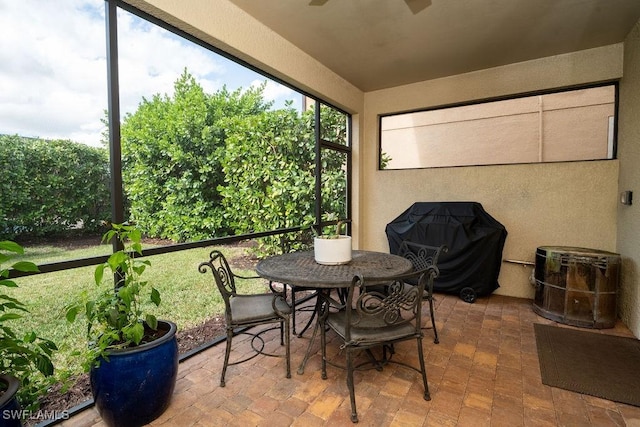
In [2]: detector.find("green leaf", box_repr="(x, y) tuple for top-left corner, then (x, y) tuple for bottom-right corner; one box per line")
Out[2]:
(132, 264), (146, 276)
(0, 241), (24, 254)
(108, 252), (128, 270)
(0, 313), (23, 322)
(65, 306), (78, 323)
(129, 228), (142, 243)
(85, 300), (95, 316)
(11, 261), (39, 273)
(94, 264), (105, 285)
(131, 242), (143, 254)
(145, 314), (158, 330)
(41, 339), (58, 352)
(0, 297), (27, 310)
(118, 286), (133, 306)
(150, 287), (161, 306)
(35, 355), (54, 376)
(126, 323), (145, 345)
(107, 308), (120, 326)
(0, 279), (18, 288)
(23, 331), (36, 343)
(102, 229), (117, 244)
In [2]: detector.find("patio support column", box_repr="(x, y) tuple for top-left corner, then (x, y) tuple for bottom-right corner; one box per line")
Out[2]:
(106, 0), (124, 234)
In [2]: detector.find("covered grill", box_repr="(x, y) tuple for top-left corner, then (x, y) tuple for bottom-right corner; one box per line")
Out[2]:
(385, 202), (507, 302)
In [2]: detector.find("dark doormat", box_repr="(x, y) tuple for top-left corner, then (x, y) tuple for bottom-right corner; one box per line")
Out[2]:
(534, 323), (640, 407)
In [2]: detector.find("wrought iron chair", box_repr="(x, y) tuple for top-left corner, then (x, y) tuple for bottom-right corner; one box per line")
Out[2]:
(198, 250), (292, 387)
(319, 268), (437, 423)
(398, 240), (447, 344)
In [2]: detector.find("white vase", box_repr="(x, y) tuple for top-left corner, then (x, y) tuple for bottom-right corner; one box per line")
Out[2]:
(314, 235), (352, 265)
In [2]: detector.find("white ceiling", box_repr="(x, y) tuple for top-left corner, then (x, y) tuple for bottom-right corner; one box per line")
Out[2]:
(229, 0), (640, 92)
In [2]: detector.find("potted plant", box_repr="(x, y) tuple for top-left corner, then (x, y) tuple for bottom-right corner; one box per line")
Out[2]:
(1, 241), (57, 427)
(65, 224), (178, 427)
(313, 220), (352, 265)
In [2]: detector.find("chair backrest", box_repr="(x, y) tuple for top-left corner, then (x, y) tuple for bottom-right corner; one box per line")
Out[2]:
(198, 250), (237, 310)
(342, 268), (437, 343)
(398, 240), (447, 273)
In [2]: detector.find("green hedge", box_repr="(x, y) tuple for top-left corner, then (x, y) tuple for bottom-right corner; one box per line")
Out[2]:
(120, 72), (347, 246)
(0, 135), (111, 239)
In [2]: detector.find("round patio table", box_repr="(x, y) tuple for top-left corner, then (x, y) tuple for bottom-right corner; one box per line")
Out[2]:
(256, 250), (413, 374)
(256, 250), (413, 288)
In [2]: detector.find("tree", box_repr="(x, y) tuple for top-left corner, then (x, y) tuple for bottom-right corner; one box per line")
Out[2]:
(219, 104), (348, 254)
(120, 70), (272, 241)
(218, 107), (316, 253)
(120, 70), (348, 251)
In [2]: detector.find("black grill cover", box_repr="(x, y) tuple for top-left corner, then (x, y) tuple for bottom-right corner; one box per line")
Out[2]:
(385, 202), (507, 296)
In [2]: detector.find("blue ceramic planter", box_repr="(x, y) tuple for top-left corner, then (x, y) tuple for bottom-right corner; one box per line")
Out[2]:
(0, 374), (22, 427)
(90, 320), (178, 427)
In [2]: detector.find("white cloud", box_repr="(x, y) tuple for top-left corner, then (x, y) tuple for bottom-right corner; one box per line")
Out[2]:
(0, 0), (108, 144)
(0, 0), (301, 146)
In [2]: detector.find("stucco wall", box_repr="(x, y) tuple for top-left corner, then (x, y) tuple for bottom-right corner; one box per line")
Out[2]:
(362, 45), (623, 299)
(617, 19), (640, 338)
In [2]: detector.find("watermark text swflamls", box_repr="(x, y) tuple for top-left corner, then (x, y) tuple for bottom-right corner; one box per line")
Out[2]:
(2, 409), (70, 421)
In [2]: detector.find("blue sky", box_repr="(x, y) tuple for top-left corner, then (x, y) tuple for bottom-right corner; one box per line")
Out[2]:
(0, 0), (301, 146)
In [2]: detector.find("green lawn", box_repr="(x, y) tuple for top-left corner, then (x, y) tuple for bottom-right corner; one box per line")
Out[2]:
(9, 241), (268, 380)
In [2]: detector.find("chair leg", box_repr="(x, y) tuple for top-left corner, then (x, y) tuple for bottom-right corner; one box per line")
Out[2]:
(280, 318), (285, 346)
(346, 349), (358, 423)
(220, 328), (233, 387)
(416, 336), (431, 401)
(284, 317), (291, 379)
(291, 285), (298, 335)
(428, 297), (439, 344)
(320, 316), (328, 380)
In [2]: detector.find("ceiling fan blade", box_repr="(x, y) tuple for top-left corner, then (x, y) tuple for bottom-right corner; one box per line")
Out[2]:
(309, 0), (430, 13)
(404, 0), (432, 14)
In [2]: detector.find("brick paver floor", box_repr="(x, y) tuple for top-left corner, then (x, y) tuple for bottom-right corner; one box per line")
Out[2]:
(60, 293), (640, 426)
